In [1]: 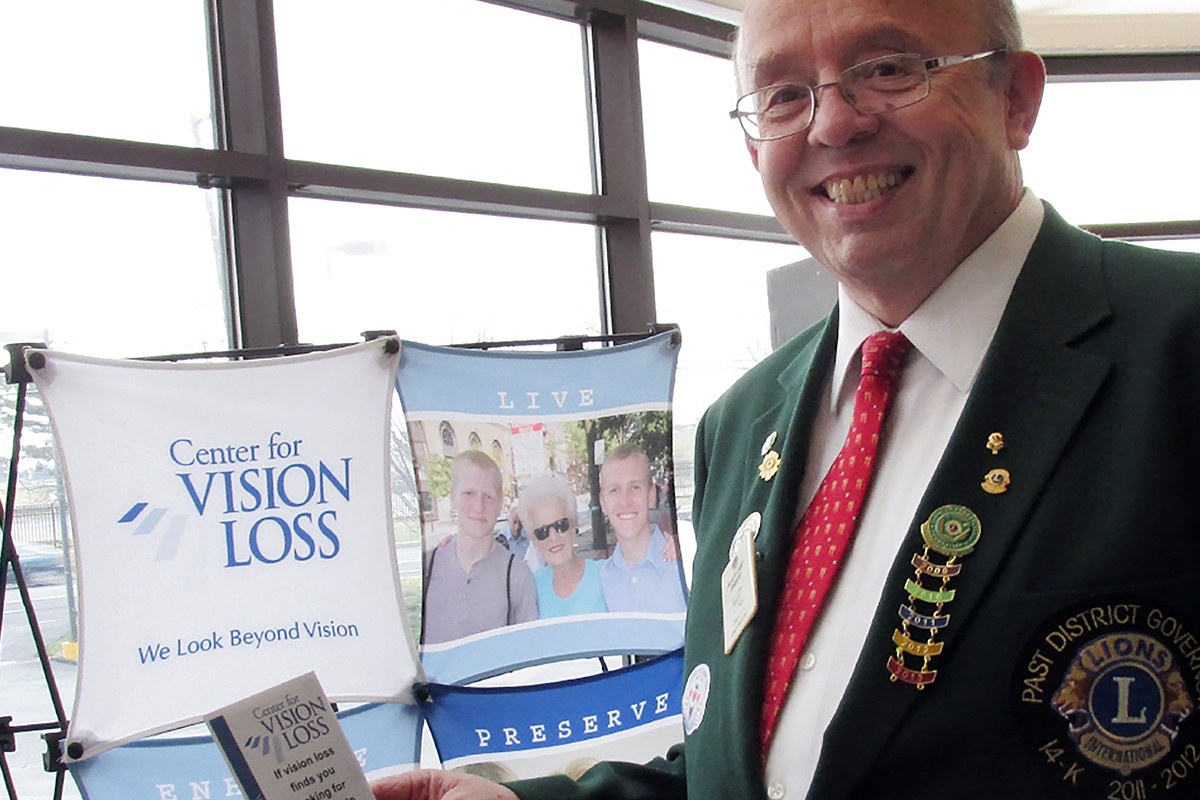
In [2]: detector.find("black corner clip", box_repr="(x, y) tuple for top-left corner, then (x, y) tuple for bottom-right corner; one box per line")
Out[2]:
(3, 342), (46, 385)
(650, 323), (682, 348)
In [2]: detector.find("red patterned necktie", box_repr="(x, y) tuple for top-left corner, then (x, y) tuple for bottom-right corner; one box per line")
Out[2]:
(759, 330), (912, 753)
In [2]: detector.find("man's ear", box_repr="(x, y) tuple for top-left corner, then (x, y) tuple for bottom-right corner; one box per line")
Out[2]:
(748, 135), (763, 171)
(1004, 50), (1046, 151)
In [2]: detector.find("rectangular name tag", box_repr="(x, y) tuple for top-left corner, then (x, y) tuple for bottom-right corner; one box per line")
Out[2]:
(722, 526), (758, 654)
(205, 672), (373, 800)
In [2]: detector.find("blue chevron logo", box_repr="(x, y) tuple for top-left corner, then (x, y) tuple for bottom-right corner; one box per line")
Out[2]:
(243, 733), (284, 758)
(118, 502), (188, 562)
(118, 502), (168, 534)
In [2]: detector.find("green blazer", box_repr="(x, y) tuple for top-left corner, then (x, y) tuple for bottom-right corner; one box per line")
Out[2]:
(512, 205), (1200, 799)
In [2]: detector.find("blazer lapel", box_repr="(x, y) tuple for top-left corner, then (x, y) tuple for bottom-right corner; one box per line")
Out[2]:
(811, 207), (1114, 798)
(714, 316), (839, 795)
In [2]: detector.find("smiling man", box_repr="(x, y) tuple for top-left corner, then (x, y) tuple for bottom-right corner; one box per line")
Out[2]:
(598, 444), (687, 614)
(377, 0), (1200, 797)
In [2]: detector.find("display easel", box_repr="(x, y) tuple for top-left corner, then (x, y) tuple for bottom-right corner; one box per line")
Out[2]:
(0, 325), (678, 799)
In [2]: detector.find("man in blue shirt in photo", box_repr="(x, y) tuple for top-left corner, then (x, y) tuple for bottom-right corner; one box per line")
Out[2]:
(597, 444), (687, 614)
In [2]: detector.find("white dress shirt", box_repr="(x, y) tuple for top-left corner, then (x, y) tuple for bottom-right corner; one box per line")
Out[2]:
(763, 190), (1044, 799)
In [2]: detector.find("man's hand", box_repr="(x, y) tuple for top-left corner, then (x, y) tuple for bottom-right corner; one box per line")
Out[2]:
(372, 769), (520, 800)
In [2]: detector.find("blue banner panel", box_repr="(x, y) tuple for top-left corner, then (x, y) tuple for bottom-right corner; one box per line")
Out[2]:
(396, 334), (678, 417)
(421, 650), (684, 781)
(69, 702), (422, 800)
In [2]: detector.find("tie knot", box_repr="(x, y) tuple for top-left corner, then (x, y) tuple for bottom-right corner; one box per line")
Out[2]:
(860, 330), (911, 380)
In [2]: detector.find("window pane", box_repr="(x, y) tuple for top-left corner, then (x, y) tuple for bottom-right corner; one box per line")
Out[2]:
(0, 169), (230, 355)
(0, 1), (214, 147)
(1, 168), (228, 800)
(640, 40), (773, 215)
(1023, 80), (1200, 225)
(653, 232), (807, 572)
(275, 1), (592, 193)
(289, 198), (602, 345)
(653, 232), (808, 428)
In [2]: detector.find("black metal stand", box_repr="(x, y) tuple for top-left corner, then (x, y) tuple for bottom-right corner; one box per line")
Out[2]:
(1, 343), (71, 800)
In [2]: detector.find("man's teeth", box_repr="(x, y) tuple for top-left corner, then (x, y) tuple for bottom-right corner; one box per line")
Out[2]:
(824, 172), (901, 204)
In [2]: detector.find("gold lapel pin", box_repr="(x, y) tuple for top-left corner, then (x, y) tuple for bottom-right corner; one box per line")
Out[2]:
(982, 468), (1010, 495)
(986, 432), (1004, 455)
(759, 450), (781, 482)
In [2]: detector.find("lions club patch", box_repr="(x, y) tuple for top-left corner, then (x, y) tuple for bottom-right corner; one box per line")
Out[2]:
(1014, 596), (1200, 797)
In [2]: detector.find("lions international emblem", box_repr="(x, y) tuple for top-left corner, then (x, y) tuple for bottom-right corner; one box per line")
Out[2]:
(1014, 596), (1200, 797)
(1051, 632), (1193, 775)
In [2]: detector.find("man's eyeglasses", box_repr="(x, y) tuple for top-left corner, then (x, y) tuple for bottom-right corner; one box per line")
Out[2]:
(533, 517), (571, 540)
(729, 49), (1005, 142)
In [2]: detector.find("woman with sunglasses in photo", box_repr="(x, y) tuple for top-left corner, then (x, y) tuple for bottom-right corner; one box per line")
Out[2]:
(520, 475), (608, 618)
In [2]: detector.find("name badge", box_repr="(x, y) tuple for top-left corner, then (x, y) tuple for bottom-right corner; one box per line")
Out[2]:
(722, 514), (760, 653)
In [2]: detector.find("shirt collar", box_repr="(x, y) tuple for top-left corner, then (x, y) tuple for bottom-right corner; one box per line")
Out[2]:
(829, 189), (1044, 410)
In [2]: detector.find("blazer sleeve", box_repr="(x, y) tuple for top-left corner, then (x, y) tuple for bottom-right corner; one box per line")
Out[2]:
(507, 743), (688, 800)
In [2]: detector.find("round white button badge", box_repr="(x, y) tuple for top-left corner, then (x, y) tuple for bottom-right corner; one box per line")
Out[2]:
(681, 663), (711, 736)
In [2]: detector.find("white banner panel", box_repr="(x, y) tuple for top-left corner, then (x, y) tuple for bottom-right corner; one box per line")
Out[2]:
(30, 341), (420, 759)
(396, 332), (686, 684)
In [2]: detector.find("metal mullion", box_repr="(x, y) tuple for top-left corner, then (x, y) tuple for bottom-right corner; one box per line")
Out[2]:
(0, 127), (267, 185)
(589, 8), (656, 335)
(212, 0), (298, 348)
(287, 161), (621, 223)
(650, 202), (794, 243)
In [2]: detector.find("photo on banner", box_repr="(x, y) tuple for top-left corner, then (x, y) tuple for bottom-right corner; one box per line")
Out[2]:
(420, 650), (684, 781)
(28, 340), (421, 760)
(395, 332), (686, 684)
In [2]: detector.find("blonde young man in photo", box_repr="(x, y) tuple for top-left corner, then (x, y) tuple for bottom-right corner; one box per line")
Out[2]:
(377, 0), (1200, 796)
(421, 451), (537, 645)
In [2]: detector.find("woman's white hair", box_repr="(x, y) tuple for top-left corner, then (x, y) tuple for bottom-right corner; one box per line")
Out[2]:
(519, 474), (578, 530)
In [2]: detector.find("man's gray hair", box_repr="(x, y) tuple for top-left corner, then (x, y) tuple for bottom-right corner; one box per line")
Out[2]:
(732, 0), (1024, 93)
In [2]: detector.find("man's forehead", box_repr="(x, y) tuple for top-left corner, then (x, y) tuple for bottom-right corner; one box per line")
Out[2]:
(454, 463), (500, 489)
(741, 0), (980, 83)
(747, 26), (924, 81)
(601, 454), (651, 483)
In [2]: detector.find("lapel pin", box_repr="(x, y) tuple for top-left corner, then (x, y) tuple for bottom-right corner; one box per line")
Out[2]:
(758, 450), (781, 482)
(986, 432), (1004, 455)
(887, 505), (982, 690)
(982, 468), (1010, 495)
(761, 431), (778, 456)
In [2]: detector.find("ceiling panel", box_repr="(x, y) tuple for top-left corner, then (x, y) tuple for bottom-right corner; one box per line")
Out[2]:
(656, 0), (1200, 54)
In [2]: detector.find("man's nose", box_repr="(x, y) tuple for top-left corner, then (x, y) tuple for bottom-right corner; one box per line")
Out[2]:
(806, 83), (879, 148)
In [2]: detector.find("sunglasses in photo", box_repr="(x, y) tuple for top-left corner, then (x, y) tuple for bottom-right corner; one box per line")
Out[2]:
(533, 517), (571, 540)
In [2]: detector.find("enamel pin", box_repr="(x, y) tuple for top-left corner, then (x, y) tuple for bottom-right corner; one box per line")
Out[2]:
(986, 432), (1004, 455)
(758, 450), (781, 481)
(982, 468), (1010, 494)
(887, 504), (982, 689)
(759, 432), (781, 481)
